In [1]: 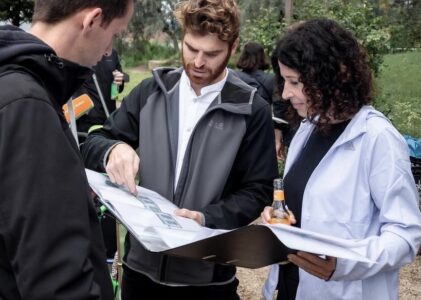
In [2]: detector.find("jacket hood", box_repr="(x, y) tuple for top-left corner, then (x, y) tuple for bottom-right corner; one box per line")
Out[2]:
(151, 67), (257, 114)
(0, 25), (92, 107)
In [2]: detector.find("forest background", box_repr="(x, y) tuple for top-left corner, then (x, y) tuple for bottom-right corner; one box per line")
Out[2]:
(1, 0), (420, 137)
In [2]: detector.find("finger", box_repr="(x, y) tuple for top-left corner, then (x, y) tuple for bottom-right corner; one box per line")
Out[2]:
(124, 156), (139, 195)
(288, 210), (297, 224)
(288, 254), (328, 279)
(125, 170), (137, 195)
(174, 208), (189, 217)
(290, 252), (336, 280)
(296, 251), (331, 268)
(261, 206), (273, 223)
(175, 209), (203, 225)
(132, 155), (140, 189)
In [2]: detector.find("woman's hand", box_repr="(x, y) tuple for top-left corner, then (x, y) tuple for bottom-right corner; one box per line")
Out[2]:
(260, 206), (297, 225)
(288, 251), (336, 281)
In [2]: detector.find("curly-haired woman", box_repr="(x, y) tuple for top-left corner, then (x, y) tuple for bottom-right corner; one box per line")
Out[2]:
(261, 18), (421, 300)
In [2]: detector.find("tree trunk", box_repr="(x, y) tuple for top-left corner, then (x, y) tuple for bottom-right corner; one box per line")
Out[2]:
(284, 0), (293, 24)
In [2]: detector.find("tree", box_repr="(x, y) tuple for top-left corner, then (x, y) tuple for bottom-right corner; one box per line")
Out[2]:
(0, 0), (34, 27)
(125, 0), (179, 52)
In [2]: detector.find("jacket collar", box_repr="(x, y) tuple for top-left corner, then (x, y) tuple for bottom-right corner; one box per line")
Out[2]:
(286, 105), (387, 172)
(152, 67), (257, 115)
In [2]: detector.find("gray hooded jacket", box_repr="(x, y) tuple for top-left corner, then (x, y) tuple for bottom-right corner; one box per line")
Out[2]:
(82, 67), (278, 285)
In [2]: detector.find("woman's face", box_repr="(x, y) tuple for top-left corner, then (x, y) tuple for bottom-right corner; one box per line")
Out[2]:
(278, 61), (308, 118)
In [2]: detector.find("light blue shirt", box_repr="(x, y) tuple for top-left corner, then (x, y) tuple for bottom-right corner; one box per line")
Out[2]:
(263, 105), (421, 300)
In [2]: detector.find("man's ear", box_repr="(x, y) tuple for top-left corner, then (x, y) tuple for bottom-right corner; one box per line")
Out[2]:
(230, 37), (240, 56)
(81, 8), (103, 32)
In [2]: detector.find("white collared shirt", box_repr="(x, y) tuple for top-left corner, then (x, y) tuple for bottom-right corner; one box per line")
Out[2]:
(175, 70), (228, 188)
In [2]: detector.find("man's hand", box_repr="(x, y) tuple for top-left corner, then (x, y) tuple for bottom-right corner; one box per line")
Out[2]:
(288, 251), (336, 281)
(175, 208), (205, 226)
(112, 69), (124, 86)
(106, 143), (140, 195)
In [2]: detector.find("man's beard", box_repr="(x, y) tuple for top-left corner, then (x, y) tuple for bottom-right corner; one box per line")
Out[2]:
(182, 51), (231, 88)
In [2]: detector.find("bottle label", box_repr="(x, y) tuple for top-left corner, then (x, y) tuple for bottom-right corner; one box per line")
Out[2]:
(274, 190), (285, 201)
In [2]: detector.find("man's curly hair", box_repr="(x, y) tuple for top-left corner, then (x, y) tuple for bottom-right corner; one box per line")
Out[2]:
(274, 18), (373, 131)
(174, 0), (240, 47)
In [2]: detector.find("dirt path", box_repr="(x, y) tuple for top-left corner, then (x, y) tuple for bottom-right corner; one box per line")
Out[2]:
(237, 255), (421, 299)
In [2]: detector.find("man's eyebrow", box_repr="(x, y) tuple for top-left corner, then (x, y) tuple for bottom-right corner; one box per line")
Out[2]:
(184, 41), (224, 55)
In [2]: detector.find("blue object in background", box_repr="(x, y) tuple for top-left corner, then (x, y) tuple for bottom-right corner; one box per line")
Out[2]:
(404, 135), (421, 158)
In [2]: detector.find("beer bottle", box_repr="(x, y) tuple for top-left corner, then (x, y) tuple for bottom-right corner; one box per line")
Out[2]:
(269, 178), (291, 224)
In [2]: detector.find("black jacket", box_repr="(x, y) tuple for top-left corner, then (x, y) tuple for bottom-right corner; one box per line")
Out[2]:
(81, 67), (278, 285)
(0, 25), (113, 300)
(235, 69), (275, 104)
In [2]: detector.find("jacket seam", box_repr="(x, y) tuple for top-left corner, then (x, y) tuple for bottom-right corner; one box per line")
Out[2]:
(0, 96), (56, 112)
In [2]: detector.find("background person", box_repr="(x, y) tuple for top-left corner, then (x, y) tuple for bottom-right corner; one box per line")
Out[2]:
(81, 0), (278, 299)
(260, 18), (421, 300)
(271, 51), (300, 160)
(0, 0), (134, 299)
(74, 49), (126, 135)
(235, 41), (275, 104)
(73, 49), (126, 261)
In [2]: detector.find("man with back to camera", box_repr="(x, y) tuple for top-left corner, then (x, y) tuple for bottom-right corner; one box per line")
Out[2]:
(0, 0), (134, 299)
(81, 0), (278, 299)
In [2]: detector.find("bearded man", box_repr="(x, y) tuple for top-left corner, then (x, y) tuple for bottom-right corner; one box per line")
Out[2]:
(81, 0), (277, 299)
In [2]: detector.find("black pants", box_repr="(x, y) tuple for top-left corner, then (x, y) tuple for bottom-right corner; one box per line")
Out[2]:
(121, 265), (240, 300)
(276, 263), (299, 300)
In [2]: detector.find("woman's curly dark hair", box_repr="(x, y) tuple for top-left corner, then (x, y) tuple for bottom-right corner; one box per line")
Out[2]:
(274, 18), (373, 131)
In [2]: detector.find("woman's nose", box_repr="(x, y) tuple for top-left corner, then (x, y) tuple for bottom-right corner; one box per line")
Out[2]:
(282, 88), (292, 100)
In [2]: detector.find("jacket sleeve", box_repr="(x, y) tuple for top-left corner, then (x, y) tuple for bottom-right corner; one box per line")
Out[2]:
(332, 126), (421, 281)
(0, 98), (111, 299)
(81, 80), (146, 172)
(203, 101), (279, 229)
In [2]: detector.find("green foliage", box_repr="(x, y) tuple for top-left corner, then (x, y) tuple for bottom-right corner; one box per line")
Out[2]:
(374, 51), (421, 137)
(0, 0), (34, 26)
(121, 41), (178, 68)
(294, 0), (390, 75)
(387, 0), (421, 48)
(240, 0), (391, 75)
(241, 8), (286, 60)
(122, 0), (180, 54)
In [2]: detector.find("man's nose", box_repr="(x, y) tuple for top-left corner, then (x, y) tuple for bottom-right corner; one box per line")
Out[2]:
(194, 52), (205, 68)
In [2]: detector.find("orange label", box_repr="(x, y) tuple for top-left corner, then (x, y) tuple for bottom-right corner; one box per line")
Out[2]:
(274, 190), (284, 201)
(269, 217), (290, 225)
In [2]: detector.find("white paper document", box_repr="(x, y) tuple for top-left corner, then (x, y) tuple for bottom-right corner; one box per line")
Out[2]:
(86, 169), (373, 268)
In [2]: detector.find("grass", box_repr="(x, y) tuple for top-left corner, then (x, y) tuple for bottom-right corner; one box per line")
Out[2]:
(119, 69), (151, 100)
(377, 51), (421, 99)
(375, 51), (421, 137)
